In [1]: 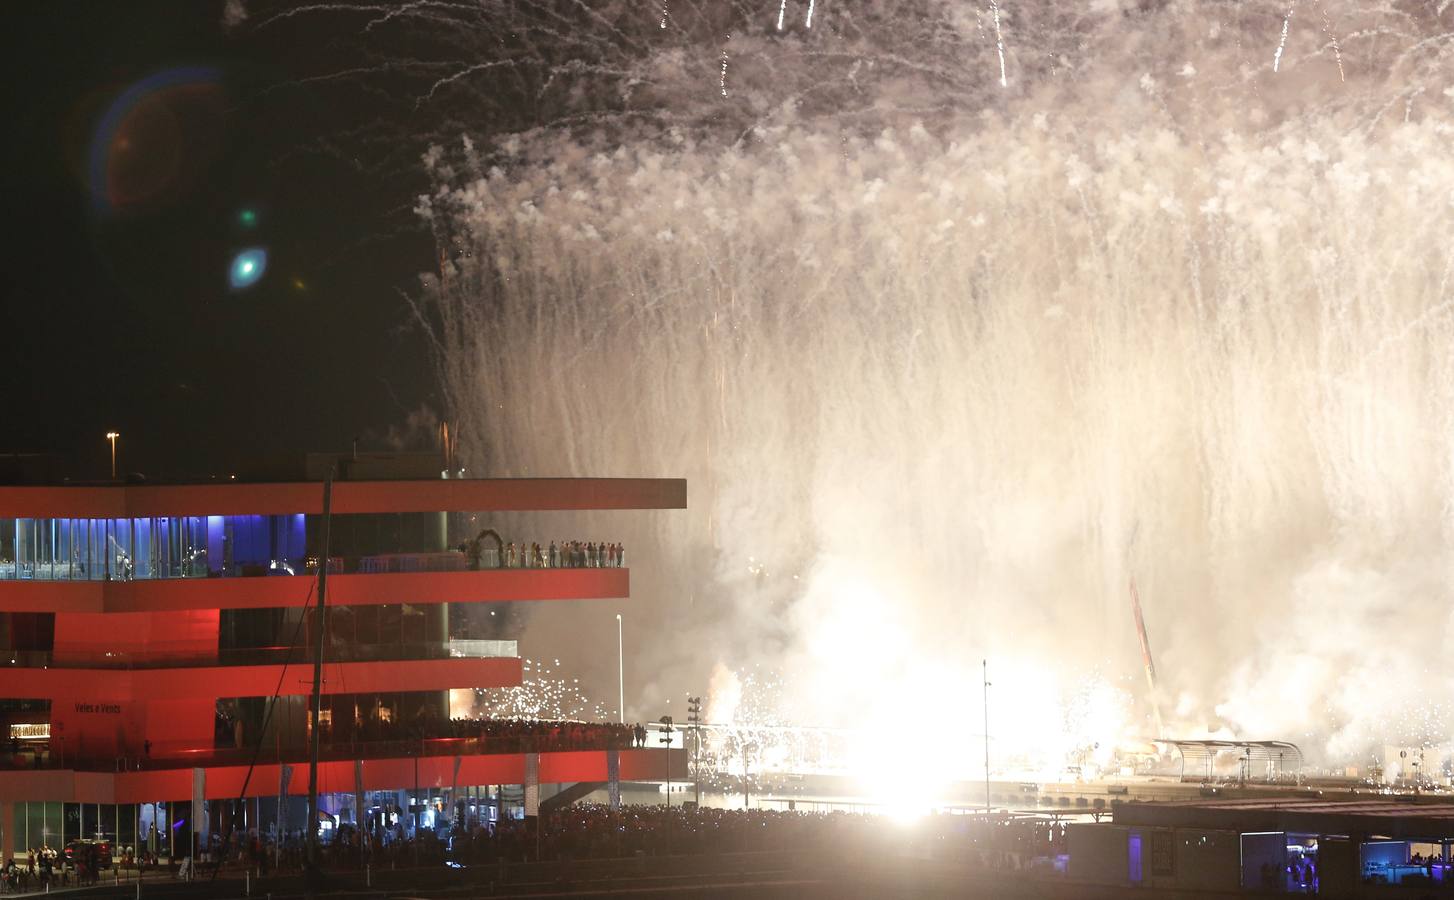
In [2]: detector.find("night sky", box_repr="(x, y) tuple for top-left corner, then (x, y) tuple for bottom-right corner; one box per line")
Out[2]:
(2, 2), (439, 481)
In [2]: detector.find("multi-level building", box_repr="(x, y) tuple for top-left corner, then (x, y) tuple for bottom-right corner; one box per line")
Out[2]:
(0, 465), (686, 862)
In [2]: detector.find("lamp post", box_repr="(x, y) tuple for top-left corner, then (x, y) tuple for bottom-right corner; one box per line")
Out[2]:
(983, 659), (991, 816)
(659, 716), (674, 807)
(659, 716), (675, 857)
(687, 696), (702, 807)
(616, 614), (625, 724)
(106, 432), (119, 480)
(742, 740), (757, 810)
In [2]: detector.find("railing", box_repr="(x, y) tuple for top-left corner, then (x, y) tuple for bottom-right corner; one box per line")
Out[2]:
(1, 639), (517, 671)
(2, 723), (638, 772)
(0, 545), (626, 582)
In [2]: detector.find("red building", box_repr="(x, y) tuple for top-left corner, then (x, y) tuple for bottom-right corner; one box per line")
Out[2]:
(0, 473), (686, 861)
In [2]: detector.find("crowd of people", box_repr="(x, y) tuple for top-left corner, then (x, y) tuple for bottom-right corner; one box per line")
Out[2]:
(328, 717), (644, 753)
(186, 806), (1069, 873)
(0, 807), (1074, 889)
(6, 719), (661, 772)
(461, 538), (626, 570)
(429, 718), (642, 752)
(447, 805), (1070, 867)
(0, 844), (134, 893)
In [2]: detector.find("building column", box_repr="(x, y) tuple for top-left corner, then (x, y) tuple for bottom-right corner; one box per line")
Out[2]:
(524, 755), (540, 818)
(608, 750), (621, 810)
(2, 800), (15, 863)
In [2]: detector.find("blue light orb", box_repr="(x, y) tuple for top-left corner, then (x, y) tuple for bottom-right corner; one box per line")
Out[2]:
(229, 248), (268, 289)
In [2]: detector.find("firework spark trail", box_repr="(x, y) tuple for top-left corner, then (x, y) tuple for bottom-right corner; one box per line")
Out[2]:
(720, 35), (730, 97)
(777, 0), (786, 31)
(804, 0), (814, 29)
(989, 0), (1007, 87)
(252, 2), (377, 29)
(417, 59), (518, 107)
(1318, 1), (1346, 83)
(361, 0), (471, 33)
(1274, 1), (1297, 73)
(660, 0), (668, 29)
(424, 105), (1454, 768)
(389, 0), (1454, 772)
(475, 658), (613, 721)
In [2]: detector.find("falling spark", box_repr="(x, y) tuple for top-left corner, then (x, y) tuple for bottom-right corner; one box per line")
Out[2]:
(1318, 1), (1345, 83)
(475, 659), (612, 721)
(805, 0), (815, 29)
(989, 0), (1008, 88)
(720, 34), (730, 97)
(1273, 2), (1296, 73)
(777, 0), (786, 31)
(660, 0), (667, 29)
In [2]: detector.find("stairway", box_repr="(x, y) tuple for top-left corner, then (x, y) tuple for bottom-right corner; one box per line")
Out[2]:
(539, 781), (606, 814)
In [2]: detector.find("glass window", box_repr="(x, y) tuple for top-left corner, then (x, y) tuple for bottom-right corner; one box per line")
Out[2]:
(26, 801), (47, 851)
(354, 606), (379, 646)
(132, 518), (153, 579)
(118, 804), (136, 849)
(45, 802), (62, 849)
(378, 606), (402, 645)
(102, 518), (134, 580)
(329, 606), (355, 648)
(99, 804), (116, 842)
(183, 516), (206, 576)
(401, 605), (426, 645)
(0, 519), (14, 579)
(62, 802), (80, 845)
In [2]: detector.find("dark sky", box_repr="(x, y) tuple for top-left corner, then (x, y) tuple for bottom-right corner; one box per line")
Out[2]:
(1, 2), (439, 481)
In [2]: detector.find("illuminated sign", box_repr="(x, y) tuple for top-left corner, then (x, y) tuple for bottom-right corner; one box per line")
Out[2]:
(74, 702), (123, 715)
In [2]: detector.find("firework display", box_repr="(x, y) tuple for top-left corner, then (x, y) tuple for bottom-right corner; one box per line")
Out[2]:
(250, 0), (1454, 775)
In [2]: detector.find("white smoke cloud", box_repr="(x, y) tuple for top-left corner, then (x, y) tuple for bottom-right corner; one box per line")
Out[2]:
(415, 107), (1454, 769)
(397, 0), (1454, 772)
(222, 0), (248, 29)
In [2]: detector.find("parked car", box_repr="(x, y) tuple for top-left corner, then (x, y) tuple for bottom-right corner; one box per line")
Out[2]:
(63, 839), (112, 870)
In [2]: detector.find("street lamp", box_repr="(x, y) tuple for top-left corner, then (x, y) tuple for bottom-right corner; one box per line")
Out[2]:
(983, 659), (991, 815)
(659, 716), (675, 809)
(616, 614), (625, 724)
(105, 432), (119, 480)
(659, 716), (676, 857)
(687, 696), (703, 807)
(742, 739), (757, 810)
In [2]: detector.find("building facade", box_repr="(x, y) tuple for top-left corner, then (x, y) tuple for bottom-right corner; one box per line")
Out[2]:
(0, 475), (686, 861)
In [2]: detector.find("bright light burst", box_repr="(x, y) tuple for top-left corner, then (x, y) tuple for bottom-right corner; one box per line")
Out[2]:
(228, 247), (268, 290)
(263, 0), (1454, 776)
(473, 658), (614, 721)
(421, 108), (1454, 769)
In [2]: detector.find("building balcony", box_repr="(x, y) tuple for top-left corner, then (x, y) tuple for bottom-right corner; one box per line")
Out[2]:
(0, 566), (629, 613)
(3, 639), (518, 670)
(0, 746), (686, 804)
(5, 721), (639, 772)
(0, 655), (522, 703)
(0, 546), (628, 582)
(0, 477), (687, 518)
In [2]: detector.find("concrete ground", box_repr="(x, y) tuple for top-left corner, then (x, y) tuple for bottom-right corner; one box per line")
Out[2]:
(1, 852), (1259, 900)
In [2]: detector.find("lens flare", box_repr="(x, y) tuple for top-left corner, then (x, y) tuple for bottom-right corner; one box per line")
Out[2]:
(87, 67), (223, 215)
(228, 248), (268, 290)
